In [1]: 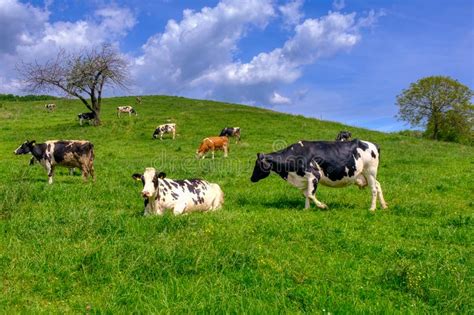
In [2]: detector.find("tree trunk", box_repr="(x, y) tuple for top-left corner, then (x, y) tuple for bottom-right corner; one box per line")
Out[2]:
(91, 95), (101, 126)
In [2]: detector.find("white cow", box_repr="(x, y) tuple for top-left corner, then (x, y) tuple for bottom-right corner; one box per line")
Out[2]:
(152, 123), (176, 140)
(117, 106), (137, 117)
(132, 167), (224, 216)
(45, 103), (56, 111)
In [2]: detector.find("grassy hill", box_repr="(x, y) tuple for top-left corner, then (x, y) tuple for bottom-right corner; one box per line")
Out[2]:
(0, 95), (472, 313)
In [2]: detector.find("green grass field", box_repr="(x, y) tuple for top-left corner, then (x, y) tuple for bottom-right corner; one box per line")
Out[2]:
(0, 96), (472, 313)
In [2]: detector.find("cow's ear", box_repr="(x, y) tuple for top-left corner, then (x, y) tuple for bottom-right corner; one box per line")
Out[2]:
(30, 140), (36, 145)
(157, 172), (166, 179)
(132, 173), (142, 181)
(257, 153), (265, 160)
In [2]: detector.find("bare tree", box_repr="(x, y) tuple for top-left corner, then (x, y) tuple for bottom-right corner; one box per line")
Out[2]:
(18, 44), (129, 125)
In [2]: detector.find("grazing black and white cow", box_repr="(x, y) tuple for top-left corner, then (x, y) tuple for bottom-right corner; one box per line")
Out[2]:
(250, 139), (387, 211)
(336, 131), (352, 141)
(220, 127), (241, 143)
(78, 112), (96, 125)
(132, 167), (224, 216)
(14, 140), (95, 184)
(117, 106), (137, 117)
(152, 123), (176, 140)
(45, 103), (56, 111)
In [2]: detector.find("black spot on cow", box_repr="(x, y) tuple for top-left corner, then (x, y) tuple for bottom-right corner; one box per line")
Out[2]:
(163, 180), (172, 190)
(371, 150), (376, 159)
(152, 175), (159, 189)
(171, 192), (179, 200)
(357, 139), (369, 151)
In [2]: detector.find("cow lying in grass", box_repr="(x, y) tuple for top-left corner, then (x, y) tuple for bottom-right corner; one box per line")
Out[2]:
(251, 139), (387, 211)
(196, 136), (229, 159)
(14, 140), (95, 184)
(336, 131), (352, 141)
(132, 167), (224, 215)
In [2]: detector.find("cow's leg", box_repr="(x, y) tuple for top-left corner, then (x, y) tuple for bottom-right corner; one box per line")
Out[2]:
(69, 168), (75, 176)
(173, 202), (186, 216)
(89, 162), (95, 182)
(152, 200), (164, 215)
(211, 150), (215, 159)
(306, 171), (327, 209)
(47, 164), (54, 184)
(160, 133), (163, 141)
(223, 145), (228, 158)
(366, 174), (378, 211)
(172, 130), (176, 140)
(80, 118), (83, 126)
(376, 180), (388, 209)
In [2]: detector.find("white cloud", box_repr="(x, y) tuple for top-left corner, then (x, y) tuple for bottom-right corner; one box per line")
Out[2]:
(279, 0), (304, 27)
(270, 91), (291, 105)
(0, 0), (49, 54)
(190, 11), (378, 105)
(332, 0), (346, 11)
(0, 1), (136, 93)
(131, 0), (275, 94)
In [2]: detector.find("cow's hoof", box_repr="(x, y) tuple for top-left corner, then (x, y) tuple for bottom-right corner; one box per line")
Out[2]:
(317, 204), (328, 210)
(369, 208), (376, 212)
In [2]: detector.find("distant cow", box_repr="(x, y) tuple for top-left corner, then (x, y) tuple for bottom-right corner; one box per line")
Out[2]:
(117, 106), (137, 117)
(14, 140), (95, 184)
(135, 96), (142, 105)
(153, 123), (176, 140)
(196, 136), (229, 159)
(220, 127), (241, 143)
(336, 131), (352, 141)
(132, 167), (224, 215)
(45, 103), (56, 111)
(250, 139), (387, 211)
(78, 112), (96, 125)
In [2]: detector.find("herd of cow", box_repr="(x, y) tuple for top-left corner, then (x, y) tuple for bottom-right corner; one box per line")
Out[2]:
(15, 103), (387, 215)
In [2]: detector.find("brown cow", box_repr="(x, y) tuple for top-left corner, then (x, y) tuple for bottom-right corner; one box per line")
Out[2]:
(196, 136), (229, 159)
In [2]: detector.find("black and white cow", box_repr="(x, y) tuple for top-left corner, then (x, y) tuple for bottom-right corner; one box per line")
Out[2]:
(14, 140), (95, 184)
(78, 112), (96, 125)
(45, 103), (56, 111)
(336, 131), (352, 141)
(153, 123), (176, 140)
(250, 139), (387, 211)
(220, 127), (241, 143)
(117, 106), (137, 117)
(132, 167), (224, 215)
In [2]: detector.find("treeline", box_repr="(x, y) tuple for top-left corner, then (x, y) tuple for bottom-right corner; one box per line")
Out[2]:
(0, 94), (58, 102)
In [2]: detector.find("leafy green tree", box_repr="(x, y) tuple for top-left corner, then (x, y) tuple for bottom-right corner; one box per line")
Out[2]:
(396, 76), (473, 143)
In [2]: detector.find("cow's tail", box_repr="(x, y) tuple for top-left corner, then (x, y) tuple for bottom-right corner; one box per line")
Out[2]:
(87, 142), (95, 180)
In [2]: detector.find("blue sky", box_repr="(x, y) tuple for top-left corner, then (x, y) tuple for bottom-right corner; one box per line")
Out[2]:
(1, 0), (472, 131)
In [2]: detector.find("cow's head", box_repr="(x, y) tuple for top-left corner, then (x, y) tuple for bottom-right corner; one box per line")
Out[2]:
(250, 153), (272, 182)
(195, 142), (207, 159)
(132, 167), (166, 199)
(14, 140), (36, 155)
(152, 127), (161, 139)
